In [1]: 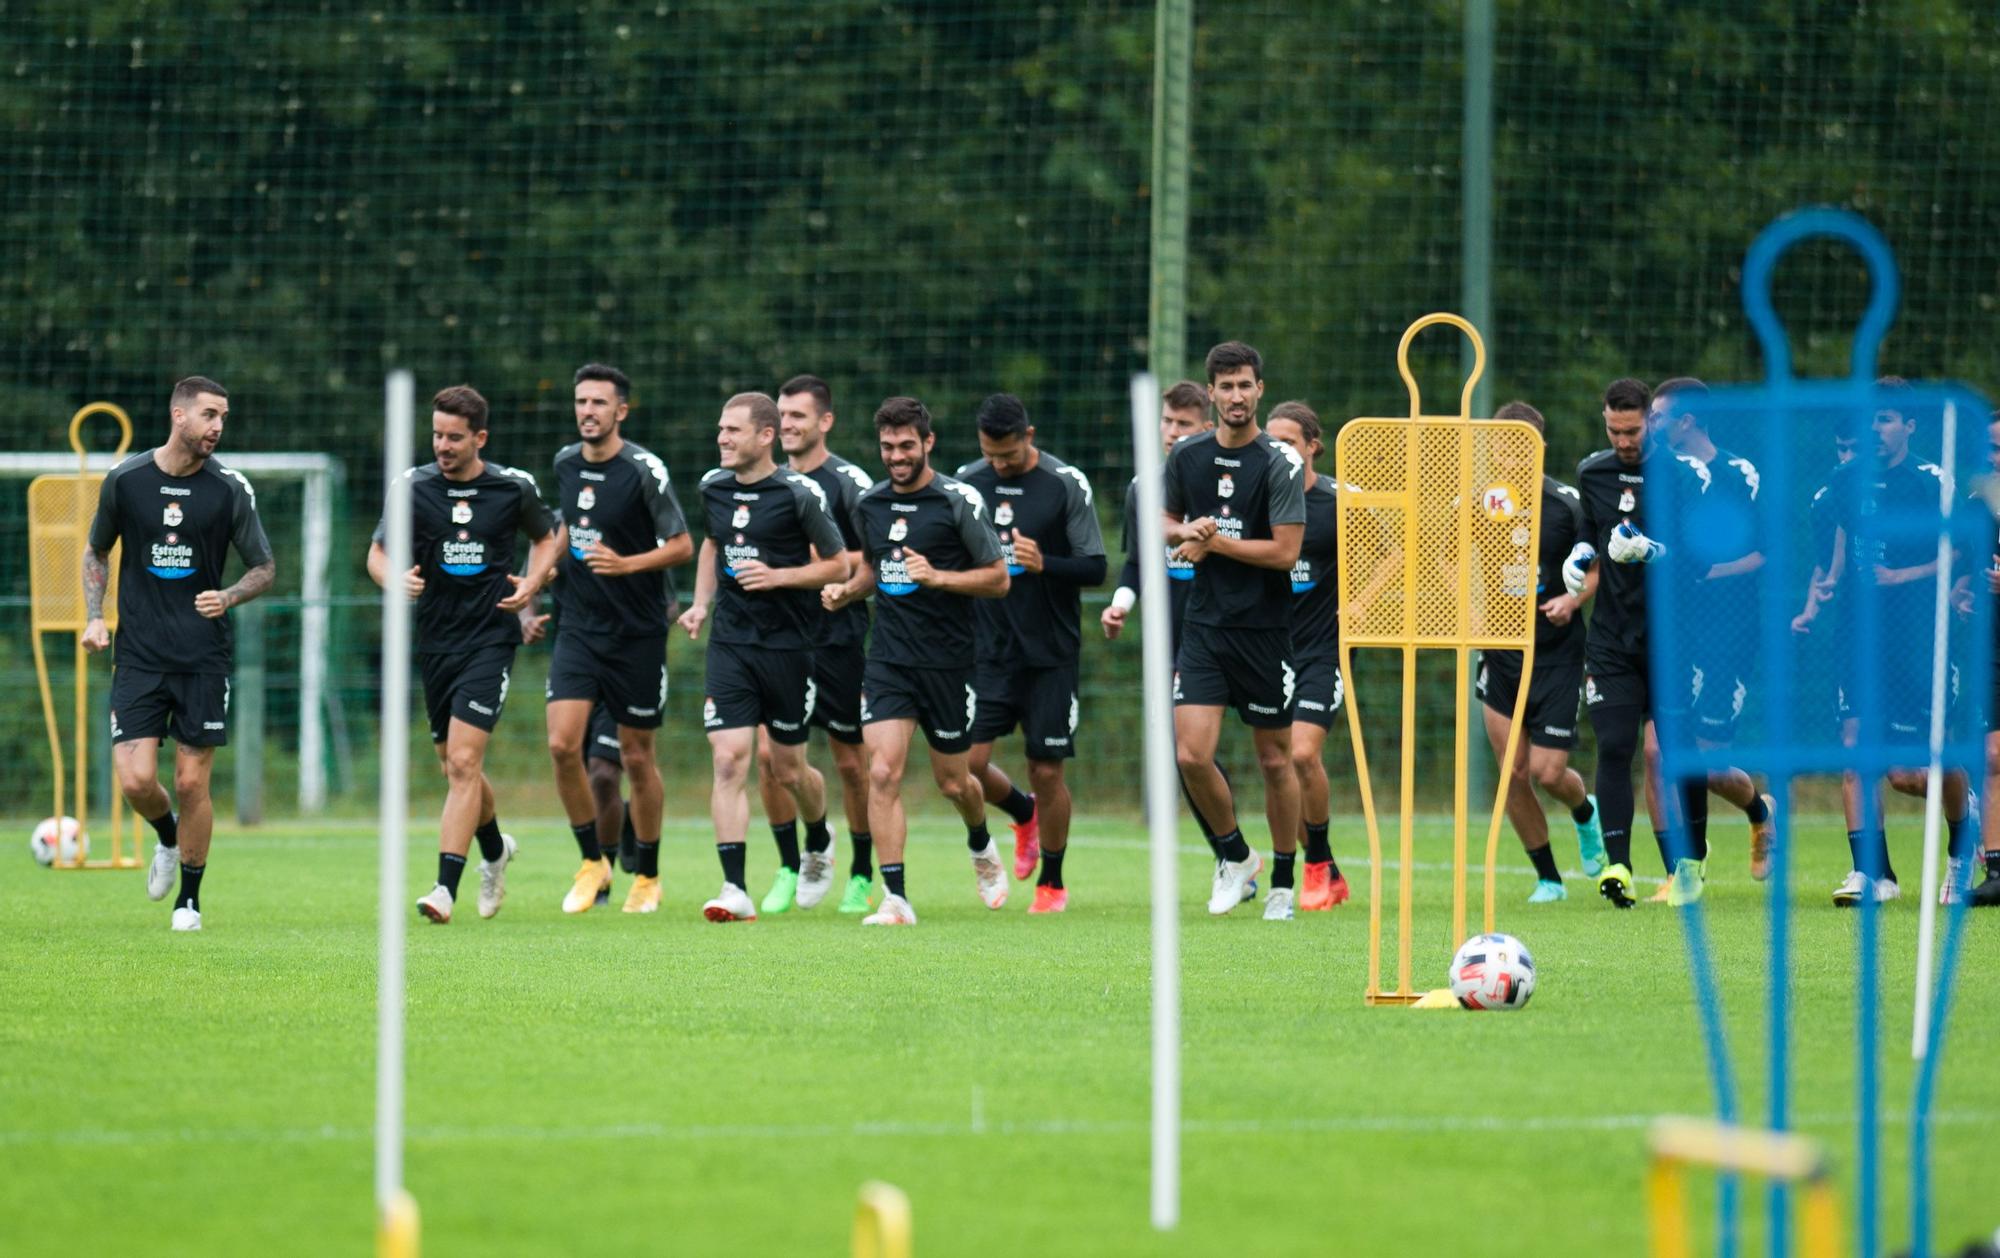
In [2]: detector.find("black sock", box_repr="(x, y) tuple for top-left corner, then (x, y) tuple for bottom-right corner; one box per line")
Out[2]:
(572, 821), (602, 863)
(1272, 850), (1297, 890)
(999, 787), (1035, 826)
(718, 841), (747, 888)
(620, 807), (639, 872)
(636, 840), (659, 878)
(1302, 821), (1333, 865)
(1849, 829), (1894, 881)
(437, 852), (466, 897)
(804, 816), (832, 853)
(967, 822), (991, 853)
(881, 862), (906, 899)
(175, 862), (204, 911)
(1528, 843), (1561, 882)
(474, 818), (504, 863)
(1985, 849), (2000, 878)
(1947, 814), (1974, 861)
(148, 810), (179, 849)
(1571, 798), (1596, 825)
(850, 832), (874, 878)
(771, 821), (801, 872)
(1216, 828), (1252, 864)
(1038, 847), (1065, 888)
(1745, 794), (1771, 825)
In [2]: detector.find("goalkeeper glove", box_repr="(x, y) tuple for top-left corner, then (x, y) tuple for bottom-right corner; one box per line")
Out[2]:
(1606, 520), (1666, 564)
(1562, 542), (1596, 597)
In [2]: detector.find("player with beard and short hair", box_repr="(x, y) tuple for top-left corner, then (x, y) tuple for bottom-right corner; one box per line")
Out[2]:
(545, 364), (692, 916)
(1969, 410), (2000, 907)
(678, 393), (849, 922)
(1164, 341), (1307, 916)
(822, 397), (1010, 925)
(83, 375), (277, 932)
(759, 374), (881, 915)
(956, 393), (1107, 913)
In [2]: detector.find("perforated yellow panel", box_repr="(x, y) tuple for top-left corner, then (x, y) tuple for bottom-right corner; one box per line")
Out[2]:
(1334, 418), (1541, 651)
(29, 475), (119, 632)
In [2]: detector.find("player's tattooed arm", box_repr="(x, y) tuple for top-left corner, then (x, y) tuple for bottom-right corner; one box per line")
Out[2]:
(81, 546), (112, 651)
(196, 559), (277, 618)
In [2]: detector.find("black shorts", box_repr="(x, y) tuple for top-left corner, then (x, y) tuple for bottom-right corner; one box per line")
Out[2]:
(861, 659), (978, 755)
(970, 662), (1079, 760)
(420, 644), (515, 743)
(109, 668), (230, 748)
(1173, 621), (1294, 730)
(585, 702), (622, 765)
(1289, 655), (1345, 730)
(1477, 649), (1583, 750)
(1690, 654), (1749, 743)
(704, 641), (816, 745)
(546, 630), (667, 730)
(810, 639), (866, 746)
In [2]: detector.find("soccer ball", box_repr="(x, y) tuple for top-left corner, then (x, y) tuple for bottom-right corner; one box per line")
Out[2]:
(30, 816), (89, 867)
(1449, 932), (1536, 1010)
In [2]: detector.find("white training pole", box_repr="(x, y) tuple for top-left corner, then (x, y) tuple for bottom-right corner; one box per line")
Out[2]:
(1132, 373), (1180, 1231)
(377, 372), (414, 1220)
(1913, 398), (1958, 1060)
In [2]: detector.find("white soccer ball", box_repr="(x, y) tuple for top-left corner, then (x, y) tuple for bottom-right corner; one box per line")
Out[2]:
(30, 816), (89, 867)
(1449, 932), (1536, 1010)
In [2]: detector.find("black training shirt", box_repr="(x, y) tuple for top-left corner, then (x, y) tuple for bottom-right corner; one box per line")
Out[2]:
(1119, 474), (1198, 633)
(955, 451), (1106, 668)
(796, 452), (875, 649)
(852, 472), (1004, 670)
(697, 466), (846, 651)
(375, 460), (554, 656)
(1289, 477), (1340, 662)
(551, 440), (688, 638)
(1576, 446), (1652, 665)
(1163, 430), (1307, 630)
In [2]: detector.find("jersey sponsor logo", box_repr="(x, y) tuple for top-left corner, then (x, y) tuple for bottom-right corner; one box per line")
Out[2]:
(888, 517), (908, 543)
(162, 502), (183, 527)
(1166, 546), (1195, 580)
(441, 529), (489, 576)
(993, 502), (1014, 527)
(1217, 472), (1236, 499)
(578, 485), (596, 511)
(722, 533), (761, 577)
(878, 551), (917, 596)
(568, 514), (602, 560)
(732, 503), (751, 529)
(1289, 557), (1317, 594)
(1215, 513), (1244, 541)
(147, 532), (197, 579)
(1618, 488), (1636, 512)
(1481, 482), (1520, 521)
(451, 500), (473, 525)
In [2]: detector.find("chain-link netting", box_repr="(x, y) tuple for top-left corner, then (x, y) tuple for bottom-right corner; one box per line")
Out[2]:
(4, 3), (1999, 819)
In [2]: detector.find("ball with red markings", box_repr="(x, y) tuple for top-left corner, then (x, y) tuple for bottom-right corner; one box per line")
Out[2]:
(1449, 932), (1536, 1010)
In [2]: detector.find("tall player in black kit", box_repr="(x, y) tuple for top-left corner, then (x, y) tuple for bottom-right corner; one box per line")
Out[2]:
(822, 397), (1010, 926)
(759, 374), (880, 915)
(369, 385), (558, 924)
(84, 376), (276, 932)
(678, 393), (848, 923)
(957, 394), (1107, 914)
(544, 364), (692, 916)
(1164, 341), (1306, 917)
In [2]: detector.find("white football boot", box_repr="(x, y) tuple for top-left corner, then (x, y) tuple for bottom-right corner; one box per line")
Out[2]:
(476, 833), (517, 920)
(1208, 851), (1264, 915)
(796, 843), (835, 909)
(701, 882), (757, 922)
(1262, 887), (1296, 921)
(147, 844), (179, 901)
(971, 842), (1008, 909)
(416, 883), (453, 924)
(862, 893), (917, 926)
(170, 906), (203, 932)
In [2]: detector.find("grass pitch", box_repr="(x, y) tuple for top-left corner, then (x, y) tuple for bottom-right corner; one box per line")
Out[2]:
(2, 810), (1994, 1256)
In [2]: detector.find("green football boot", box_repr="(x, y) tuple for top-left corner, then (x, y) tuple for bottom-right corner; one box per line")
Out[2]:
(1666, 857), (1706, 908)
(1575, 794), (1607, 878)
(837, 873), (874, 914)
(760, 866), (800, 916)
(1596, 862), (1637, 909)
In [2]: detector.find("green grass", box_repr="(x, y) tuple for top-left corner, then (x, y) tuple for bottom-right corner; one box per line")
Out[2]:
(1, 809), (1994, 1256)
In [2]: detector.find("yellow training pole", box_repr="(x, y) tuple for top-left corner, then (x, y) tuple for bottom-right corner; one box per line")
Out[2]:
(854, 1181), (912, 1258)
(1344, 639), (1387, 1002)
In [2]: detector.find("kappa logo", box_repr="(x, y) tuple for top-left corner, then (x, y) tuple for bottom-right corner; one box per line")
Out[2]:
(994, 502), (1014, 527)
(732, 503), (751, 529)
(888, 517), (908, 543)
(451, 501), (473, 525)
(578, 485), (596, 511)
(1617, 488), (1636, 513)
(1481, 482), (1519, 521)
(163, 502), (183, 527)
(1585, 675), (1601, 704)
(702, 696), (718, 726)
(1217, 473), (1235, 499)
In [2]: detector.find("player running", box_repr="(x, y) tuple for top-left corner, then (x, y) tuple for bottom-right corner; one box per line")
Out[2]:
(1261, 402), (1350, 918)
(821, 397), (1010, 926)
(1970, 409), (2000, 907)
(1470, 401), (1603, 903)
(759, 374), (880, 915)
(1164, 341), (1307, 915)
(957, 393), (1107, 914)
(368, 384), (557, 925)
(82, 376), (276, 932)
(678, 393), (849, 922)
(544, 364), (691, 916)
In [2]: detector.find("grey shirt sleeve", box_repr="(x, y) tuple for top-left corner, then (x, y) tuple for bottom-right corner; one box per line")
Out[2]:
(948, 480), (1004, 567)
(87, 462), (124, 553)
(789, 473), (846, 558)
(514, 469), (555, 540)
(1055, 462), (1106, 558)
(1264, 439), (1308, 527)
(632, 450), (687, 543)
(226, 472), (275, 568)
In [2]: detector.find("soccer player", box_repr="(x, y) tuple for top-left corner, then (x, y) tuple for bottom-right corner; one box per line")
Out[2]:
(82, 375), (276, 932)
(677, 393), (848, 922)
(758, 374), (879, 914)
(1813, 380), (1972, 906)
(1164, 341), (1306, 915)
(1472, 401), (1603, 903)
(1974, 408), (2000, 907)
(368, 384), (557, 925)
(957, 393), (1107, 914)
(544, 364), (691, 916)
(1261, 401), (1349, 918)
(821, 397), (1010, 926)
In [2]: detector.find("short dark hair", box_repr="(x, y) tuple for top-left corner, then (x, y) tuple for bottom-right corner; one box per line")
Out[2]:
(724, 391), (780, 434)
(1205, 341), (1263, 382)
(1877, 375), (1909, 390)
(172, 376), (227, 409)
(1163, 380), (1209, 413)
(1655, 377), (1708, 428)
(432, 385), (489, 432)
(1267, 400), (1321, 445)
(974, 393), (1030, 439)
(1494, 400), (1545, 434)
(779, 374), (833, 413)
(874, 396), (933, 441)
(574, 363), (630, 401)
(1603, 378), (1651, 413)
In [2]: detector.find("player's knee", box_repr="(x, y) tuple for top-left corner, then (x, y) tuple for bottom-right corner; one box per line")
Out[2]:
(1289, 744), (1323, 781)
(1254, 743), (1291, 779)
(115, 760), (154, 801)
(171, 760), (210, 801)
(867, 755), (901, 797)
(1027, 759), (1064, 795)
(1888, 768), (1924, 796)
(1530, 759), (1568, 791)
(755, 743), (779, 782)
(586, 758), (619, 799)
(936, 771), (977, 805)
(767, 754), (802, 793)
(547, 729), (583, 765)
(1174, 742), (1207, 776)
(443, 745), (483, 783)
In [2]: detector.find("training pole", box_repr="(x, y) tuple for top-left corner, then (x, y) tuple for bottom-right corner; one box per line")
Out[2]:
(1911, 398), (1958, 1060)
(376, 371), (419, 1256)
(1132, 373), (1179, 1232)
